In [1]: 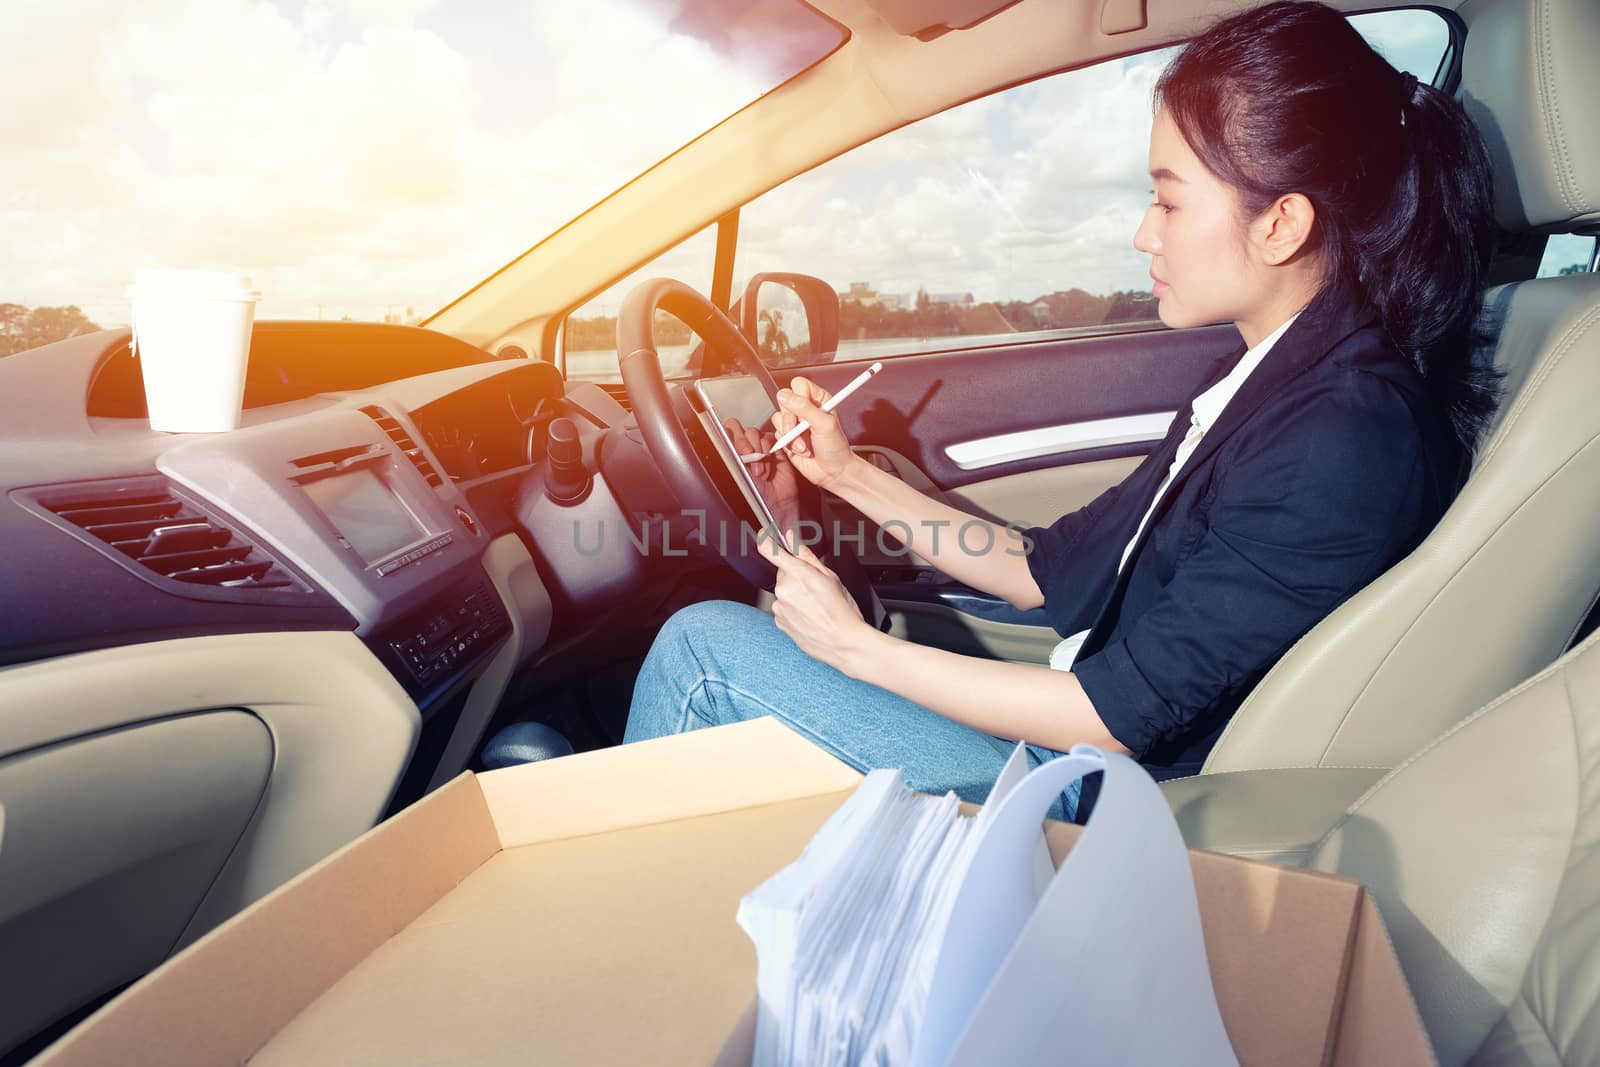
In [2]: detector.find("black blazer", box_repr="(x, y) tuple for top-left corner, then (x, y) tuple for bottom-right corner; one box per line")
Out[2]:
(1024, 294), (1467, 788)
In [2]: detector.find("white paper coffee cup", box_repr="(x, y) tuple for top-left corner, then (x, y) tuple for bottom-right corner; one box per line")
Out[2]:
(129, 269), (261, 433)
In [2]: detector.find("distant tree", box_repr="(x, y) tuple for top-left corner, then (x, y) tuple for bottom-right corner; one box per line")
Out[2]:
(570, 282), (1166, 357)
(0, 304), (27, 356)
(565, 315), (618, 352)
(1104, 290), (1161, 325)
(757, 309), (795, 365)
(1558, 263), (1590, 276)
(0, 304), (102, 357)
(953, 302), (1016, 335)
(1043, 288), (1106, 327)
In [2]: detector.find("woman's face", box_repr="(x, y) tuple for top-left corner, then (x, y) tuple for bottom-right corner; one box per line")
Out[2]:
(1134, 108), (1262, 331)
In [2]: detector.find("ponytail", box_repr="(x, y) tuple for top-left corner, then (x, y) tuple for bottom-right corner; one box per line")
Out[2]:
(1365, 77), (1501, 451)
(1155, 1), (1502, 453)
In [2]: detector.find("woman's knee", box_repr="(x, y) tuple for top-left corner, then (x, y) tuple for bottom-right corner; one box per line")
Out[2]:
(627, 600), (772, 743)
(659, 599), (767, 641)
(653, 600), (773, 670)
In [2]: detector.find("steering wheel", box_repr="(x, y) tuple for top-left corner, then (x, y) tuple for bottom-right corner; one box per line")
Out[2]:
(617, 278), (789, 591)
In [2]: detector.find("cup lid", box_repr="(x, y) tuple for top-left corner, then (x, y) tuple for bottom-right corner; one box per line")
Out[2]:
(128, 269), (260, 301)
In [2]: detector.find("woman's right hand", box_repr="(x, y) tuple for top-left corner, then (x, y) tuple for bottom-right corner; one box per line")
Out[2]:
(772, 376), (855, 489)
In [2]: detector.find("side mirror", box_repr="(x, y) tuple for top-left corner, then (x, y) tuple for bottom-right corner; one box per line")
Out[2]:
(740, 273), (839, 371)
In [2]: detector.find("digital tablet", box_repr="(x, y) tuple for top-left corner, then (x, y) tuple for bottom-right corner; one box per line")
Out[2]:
(690, 374), (800, 557)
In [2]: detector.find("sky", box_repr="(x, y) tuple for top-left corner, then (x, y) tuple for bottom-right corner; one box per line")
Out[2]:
(3, 2), (1476, 331)
(2, 0), (837, 326)
(733, 47), (1183, 307)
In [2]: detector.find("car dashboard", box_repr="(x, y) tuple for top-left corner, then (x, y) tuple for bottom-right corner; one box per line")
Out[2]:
(0, 323), (647, 802)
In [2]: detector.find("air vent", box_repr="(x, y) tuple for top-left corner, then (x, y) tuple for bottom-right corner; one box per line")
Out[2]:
(40, 485), (303, 591)
(360, 405), (444, 487)
(598, 382), (633, 413)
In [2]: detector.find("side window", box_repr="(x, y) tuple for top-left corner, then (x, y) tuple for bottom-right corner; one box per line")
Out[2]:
(562, 225), (717, 384)
(1536, 233), (1597, 278)
(734, 9), (1453, 370)
(733, 49), (1180, 368)
(1348, 10), (1454, 85)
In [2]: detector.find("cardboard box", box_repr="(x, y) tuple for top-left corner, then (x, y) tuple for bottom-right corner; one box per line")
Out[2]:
(32, 718), (1435, 1066)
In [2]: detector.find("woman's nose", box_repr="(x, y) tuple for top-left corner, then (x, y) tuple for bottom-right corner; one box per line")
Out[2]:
(1132, 208), (1161, 255)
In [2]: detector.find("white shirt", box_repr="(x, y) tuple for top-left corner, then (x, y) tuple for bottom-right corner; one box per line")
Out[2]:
(1048, 312), (1302, 672)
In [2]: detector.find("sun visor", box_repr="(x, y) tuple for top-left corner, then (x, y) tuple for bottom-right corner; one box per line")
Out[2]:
(862, 0), (1023, 40)
(865, 0), (1146, 40)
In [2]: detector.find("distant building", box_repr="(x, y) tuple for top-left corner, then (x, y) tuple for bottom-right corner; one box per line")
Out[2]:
(929, 292), (975, 306)
(845, 282), (909, 310)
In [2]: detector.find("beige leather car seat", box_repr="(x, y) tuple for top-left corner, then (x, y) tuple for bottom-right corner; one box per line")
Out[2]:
(1309, 624), (1600, 1066)
(1186, 0), (1600, 784)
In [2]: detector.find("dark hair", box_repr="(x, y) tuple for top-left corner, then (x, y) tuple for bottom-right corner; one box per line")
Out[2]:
(1155, 0), (1501, 455)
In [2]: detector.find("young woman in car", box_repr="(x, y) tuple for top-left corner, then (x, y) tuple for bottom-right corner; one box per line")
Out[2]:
(624, 0), (1499, 821)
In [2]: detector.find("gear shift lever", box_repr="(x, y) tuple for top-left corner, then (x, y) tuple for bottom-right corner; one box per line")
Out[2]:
(543, 416), (592, 505)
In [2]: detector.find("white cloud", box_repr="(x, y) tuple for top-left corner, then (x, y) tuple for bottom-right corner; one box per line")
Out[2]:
(329, 0), (444, 29)
(1350, 8), (1449, 73)
(2, 0), (779, 326)
(733, 49), (1177, 307)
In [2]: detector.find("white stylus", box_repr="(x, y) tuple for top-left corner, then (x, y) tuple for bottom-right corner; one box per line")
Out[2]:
(738, 361), (885, 462)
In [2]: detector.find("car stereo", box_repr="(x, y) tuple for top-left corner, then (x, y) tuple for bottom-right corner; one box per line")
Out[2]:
(302, 467), (432, 566)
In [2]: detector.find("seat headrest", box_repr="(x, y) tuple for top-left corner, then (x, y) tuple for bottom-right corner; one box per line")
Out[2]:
(1460, 0), (1600, 233)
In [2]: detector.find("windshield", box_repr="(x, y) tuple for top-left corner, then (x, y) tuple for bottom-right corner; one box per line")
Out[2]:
(1, 0), (844, 353)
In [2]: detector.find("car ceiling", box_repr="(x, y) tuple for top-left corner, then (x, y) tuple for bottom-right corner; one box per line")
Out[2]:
(426, 0), (1466, 350)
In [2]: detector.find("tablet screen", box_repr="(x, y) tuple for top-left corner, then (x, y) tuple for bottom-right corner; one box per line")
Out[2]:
(691, 374), (799, 556)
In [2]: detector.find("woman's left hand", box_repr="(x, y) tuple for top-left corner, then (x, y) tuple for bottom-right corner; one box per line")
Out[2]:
(757, 538), (878, 672)
(726, 417), (801, 533)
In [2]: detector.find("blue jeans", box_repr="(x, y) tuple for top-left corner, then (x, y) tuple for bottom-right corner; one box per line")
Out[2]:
(625, 600), (1079, 821)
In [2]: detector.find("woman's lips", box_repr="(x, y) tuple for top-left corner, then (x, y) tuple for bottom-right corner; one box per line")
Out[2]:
(1150, 272), (1169, 297)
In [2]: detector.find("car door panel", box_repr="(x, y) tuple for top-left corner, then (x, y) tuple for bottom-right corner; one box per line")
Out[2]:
(783, 324), (1239, 662)
(855, 446), (1143, 533)
(0, 711), (272, 1055)
(790, 323), (1234, 490)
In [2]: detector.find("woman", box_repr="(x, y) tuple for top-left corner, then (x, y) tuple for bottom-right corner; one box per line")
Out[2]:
(623, 0), (1499, 821)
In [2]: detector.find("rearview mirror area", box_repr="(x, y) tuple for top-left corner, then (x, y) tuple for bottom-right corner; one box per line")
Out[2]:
(739, 273), (840, 370)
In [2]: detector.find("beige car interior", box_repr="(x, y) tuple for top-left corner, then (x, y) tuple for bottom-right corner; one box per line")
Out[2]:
(1, 0), (1597, 1061)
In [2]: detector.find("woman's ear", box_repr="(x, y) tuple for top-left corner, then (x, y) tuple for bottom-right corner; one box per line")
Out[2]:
(1254, 192), (1316, 265)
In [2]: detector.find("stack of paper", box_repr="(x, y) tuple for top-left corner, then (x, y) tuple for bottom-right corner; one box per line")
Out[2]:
(737, 744), (1047, 1067)
(736, 741), (1240, 1067)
